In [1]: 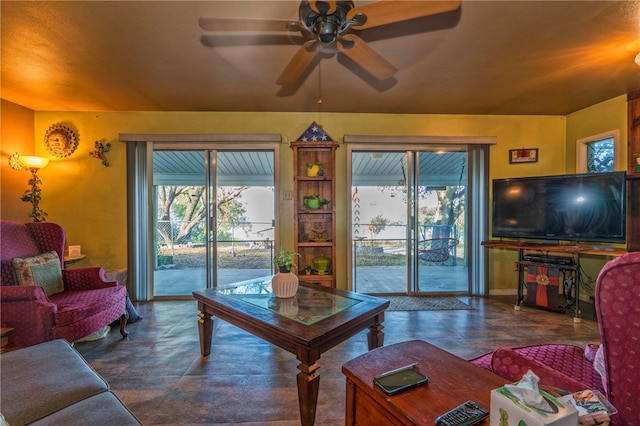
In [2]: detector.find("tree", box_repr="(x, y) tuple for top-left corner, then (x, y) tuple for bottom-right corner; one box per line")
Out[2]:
(382, 184), (465, 240)
(587, 139), (614, 172)
(434, 185), (465, 238)
(417, 205), (438, 238)
(367, 214), (389, 242)
(216, 188), (249, 240)
(157, 186), (192, 244)
(156, 185), (248, 244)
(383, 158), (466, 240)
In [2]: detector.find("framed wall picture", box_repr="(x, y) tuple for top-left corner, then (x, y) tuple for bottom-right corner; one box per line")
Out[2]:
(509, 148), (538, 163)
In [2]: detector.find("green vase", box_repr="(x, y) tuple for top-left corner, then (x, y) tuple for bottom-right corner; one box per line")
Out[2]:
(313, 253), (331, 275)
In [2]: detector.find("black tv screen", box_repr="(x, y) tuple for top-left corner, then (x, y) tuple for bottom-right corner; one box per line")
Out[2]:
(492, 172), (626, 243)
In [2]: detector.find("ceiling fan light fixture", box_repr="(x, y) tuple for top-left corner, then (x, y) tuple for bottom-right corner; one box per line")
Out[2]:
(315, 17), (338, 43)
(300, 1), (353, 44)
(272, 0), (457, 87)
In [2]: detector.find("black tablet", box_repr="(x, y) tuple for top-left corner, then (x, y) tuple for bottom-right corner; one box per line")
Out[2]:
(373, 363), (428, 396)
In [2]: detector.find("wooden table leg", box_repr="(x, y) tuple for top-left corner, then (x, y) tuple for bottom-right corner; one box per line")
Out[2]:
(344, 378), (356, 426)
(367, 315), (385, 350)
(296, 362), (320, 426)
(198, 309), (213, 357)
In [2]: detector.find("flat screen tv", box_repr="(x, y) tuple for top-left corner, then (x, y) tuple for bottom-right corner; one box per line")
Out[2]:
(492, 171), (626, 244)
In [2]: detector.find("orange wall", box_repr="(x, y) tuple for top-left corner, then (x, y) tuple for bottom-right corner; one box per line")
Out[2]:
(1, 99), (36, 221)
(24, 110), (567, 279)
(0, 97), (628, 293)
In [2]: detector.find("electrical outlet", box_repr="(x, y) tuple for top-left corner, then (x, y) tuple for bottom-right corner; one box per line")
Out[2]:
(283, 190), (293, 200)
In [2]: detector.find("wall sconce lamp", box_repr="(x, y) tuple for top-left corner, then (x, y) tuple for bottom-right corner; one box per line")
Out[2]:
(8, 153), (50, 222)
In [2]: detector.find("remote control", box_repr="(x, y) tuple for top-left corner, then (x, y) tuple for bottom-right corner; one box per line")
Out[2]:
(435, 400), (489, 426)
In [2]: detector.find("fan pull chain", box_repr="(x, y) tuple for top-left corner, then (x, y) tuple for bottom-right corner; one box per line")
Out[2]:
(316, 58), (323, 105)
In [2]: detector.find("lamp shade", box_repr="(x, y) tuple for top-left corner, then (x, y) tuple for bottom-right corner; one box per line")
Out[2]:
(19, 156), (49, 170)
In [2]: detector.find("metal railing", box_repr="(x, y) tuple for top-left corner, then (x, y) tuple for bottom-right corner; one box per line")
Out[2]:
(352, 224), (461, 266)
(156, 219), (275, 271)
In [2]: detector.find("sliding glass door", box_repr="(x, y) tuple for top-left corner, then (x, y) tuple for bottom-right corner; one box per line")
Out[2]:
(414, 151), (467, 294)
(351, 149), (468, 295)
(152, 149), (275, 297)
(351, 152), (409, 293)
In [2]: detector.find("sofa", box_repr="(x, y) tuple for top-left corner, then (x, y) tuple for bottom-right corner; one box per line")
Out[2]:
(0, 339), (141, 425)
(0, 221), (128, 348)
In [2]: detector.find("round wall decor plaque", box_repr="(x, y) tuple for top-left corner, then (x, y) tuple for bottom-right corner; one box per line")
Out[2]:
(44, 123), (79, 158)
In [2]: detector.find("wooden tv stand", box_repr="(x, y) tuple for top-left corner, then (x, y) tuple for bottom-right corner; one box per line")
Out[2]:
(482, 240), (626, 322)
(342, 340), (507, 425)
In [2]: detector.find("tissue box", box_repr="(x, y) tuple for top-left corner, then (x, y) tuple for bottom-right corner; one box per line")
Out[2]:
(490, 387), (578, 426)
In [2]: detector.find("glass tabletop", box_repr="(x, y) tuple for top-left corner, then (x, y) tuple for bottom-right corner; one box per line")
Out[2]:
(215, 277), (362, 325)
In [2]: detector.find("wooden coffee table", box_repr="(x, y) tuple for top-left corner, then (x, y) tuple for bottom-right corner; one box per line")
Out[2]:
(342, 340), (508, 425)
(193, 278), (389, 426)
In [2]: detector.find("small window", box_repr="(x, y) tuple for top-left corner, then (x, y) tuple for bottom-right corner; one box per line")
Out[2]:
(576, 130), (620, 173)
(586, 137), (614, 172)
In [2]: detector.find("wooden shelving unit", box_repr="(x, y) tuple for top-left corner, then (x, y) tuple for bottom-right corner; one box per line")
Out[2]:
(291, 141), (339, 287)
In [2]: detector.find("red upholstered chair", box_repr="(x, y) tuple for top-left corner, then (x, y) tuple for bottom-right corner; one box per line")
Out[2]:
(0, 221), (128, 348)
(470, 252), (640, 425)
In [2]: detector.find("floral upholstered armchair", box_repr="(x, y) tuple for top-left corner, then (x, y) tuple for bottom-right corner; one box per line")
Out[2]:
(470, 252), (640, 425)
(0, 221), (128, 348)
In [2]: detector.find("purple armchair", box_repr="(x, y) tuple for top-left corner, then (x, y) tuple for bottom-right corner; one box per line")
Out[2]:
(470, 252), (640, 425)
(0, 221), (128, 348)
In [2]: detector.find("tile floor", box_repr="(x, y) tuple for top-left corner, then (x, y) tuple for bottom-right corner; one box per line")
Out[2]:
(74, 296), (600, 425)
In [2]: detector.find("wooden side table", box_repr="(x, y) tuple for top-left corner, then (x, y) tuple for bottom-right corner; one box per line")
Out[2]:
(63, 254), (86, 267)
(342, 340), (507, 425)
(1, 327), (14, 353)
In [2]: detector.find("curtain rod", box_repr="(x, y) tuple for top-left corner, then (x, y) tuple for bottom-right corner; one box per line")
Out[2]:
(343, 135), (497, 145)
(119, 133), (282, 143)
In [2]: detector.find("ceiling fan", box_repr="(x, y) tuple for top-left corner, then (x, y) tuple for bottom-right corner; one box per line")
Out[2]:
(199, 0), (461, 87)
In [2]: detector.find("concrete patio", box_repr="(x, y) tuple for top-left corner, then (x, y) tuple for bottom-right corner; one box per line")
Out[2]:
(153, 265), (469, 297)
